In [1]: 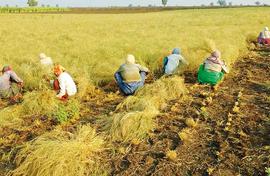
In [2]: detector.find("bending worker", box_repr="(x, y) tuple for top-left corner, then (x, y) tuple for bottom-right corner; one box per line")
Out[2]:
(198, 50), (229, 86)
(114, 54), (149, 95)
(39, 53), (53, 66)
(258, 27), (270, 45)
(163, 48), (188, 75)
(0, 65), (23, 101)
(52, 65), (77, 100)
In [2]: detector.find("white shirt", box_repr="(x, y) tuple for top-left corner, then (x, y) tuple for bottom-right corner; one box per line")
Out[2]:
(57, 72), (77, 98)
(40, 57), (53, 66)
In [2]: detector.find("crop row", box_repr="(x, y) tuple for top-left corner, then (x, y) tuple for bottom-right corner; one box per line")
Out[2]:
(0, 7), (70, 13)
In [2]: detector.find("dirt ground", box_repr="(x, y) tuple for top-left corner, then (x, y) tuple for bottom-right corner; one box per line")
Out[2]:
(0, 46), (269, 176)
(109, 47), (270, 176)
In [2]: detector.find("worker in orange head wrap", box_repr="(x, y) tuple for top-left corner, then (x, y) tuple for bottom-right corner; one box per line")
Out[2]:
(52, 64), (77, 100)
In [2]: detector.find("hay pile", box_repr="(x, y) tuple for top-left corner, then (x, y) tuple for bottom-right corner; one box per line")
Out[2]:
(21, 90), (58, 117)
(10, 125), (107, 176)
(103, 108), (159, 142)
(117, 76), (187, 111)
(102, 76), (187, 142)
(0, 90), (81, 125)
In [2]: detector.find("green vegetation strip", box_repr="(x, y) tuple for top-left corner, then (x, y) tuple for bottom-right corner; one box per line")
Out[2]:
(0, 7), (70, 13)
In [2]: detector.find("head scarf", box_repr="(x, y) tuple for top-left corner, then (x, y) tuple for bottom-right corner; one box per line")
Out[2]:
(172, 48), (180, 55)
(2, 65), (12, 73)
(211, 50), (221, 59)
(53, 65), (65, 75)
(263, 27), (270, 38)
(39, 53), (47, 60)
(125, 54), (135, 64)
(206, 50), (223, 65)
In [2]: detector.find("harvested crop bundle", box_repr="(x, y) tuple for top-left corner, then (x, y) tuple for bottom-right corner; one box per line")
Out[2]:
(10, 125), (106, 176)
(102, 76), (186, 142)
(117, 76), (187, 111)
(101, 107), (159, 142)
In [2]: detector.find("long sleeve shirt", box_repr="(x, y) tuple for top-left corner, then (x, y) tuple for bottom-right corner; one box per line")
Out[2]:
(164, 54), (188, 75)
(56, 72), (77, 98)
(0, 71), (23, 91)
(117, 63), (149, 83)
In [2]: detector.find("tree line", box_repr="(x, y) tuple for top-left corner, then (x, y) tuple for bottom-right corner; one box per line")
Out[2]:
(3, 0), (269, 8)
(161, 0), (267, 6)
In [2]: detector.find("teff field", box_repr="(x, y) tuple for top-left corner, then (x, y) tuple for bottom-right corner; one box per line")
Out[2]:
(0, 7), (269, 176)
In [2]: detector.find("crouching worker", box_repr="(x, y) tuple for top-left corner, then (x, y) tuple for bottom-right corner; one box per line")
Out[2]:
(0, 66), (23, 102)
(52, 65), (77, 100)
(198, 50), (229, 86)
(258, 27), (270, 45)
(39, 53), (53, 66)
(114, 54), (149, 95)
(163, 48), (188, 75)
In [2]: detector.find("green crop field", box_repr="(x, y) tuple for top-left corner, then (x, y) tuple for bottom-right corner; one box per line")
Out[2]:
(0, 7), (269, 176)
(0, 7), (69, 13)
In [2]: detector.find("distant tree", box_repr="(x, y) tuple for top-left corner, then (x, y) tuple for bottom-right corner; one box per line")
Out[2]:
(27, 0), (38, 7)
(210, 2), (214, 6)
(128, 4), (132, 7)
(5, 4), (9, 7)
(46, 4), (50, 7)
(148, 4), (152, 7)
(217, 0), (227, 6)
(56, 4), (59, 7)
(229, 2), (232, 6)
(162, 0), (168, 7)
(41, 4), (45, 7)
(255, 1), (261, 6)
(201, 4), (205, 7)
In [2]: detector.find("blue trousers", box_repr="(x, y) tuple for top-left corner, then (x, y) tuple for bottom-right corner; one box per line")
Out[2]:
(114, 72), (147, 95)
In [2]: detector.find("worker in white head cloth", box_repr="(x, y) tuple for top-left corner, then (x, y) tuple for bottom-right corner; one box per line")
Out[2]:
(114, 54), (149, 95)
(258, 27), (270, 45)
(39, 53), (53, 66)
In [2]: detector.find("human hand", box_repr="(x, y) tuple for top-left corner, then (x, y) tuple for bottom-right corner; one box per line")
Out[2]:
(18, 82), (24, 88)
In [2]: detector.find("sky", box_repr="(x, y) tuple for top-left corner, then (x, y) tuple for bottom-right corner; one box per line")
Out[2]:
(0, 0), (269, 7)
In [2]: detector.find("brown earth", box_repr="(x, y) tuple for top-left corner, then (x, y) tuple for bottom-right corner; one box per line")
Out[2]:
(108, 47), (270, 176)
(0, 46), (269, 176)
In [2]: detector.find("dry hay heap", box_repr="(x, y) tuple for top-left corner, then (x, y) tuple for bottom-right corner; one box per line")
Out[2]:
(101, 76), (187, 142)
(0, 90), (81, 128)
(9, 125), (107, 176)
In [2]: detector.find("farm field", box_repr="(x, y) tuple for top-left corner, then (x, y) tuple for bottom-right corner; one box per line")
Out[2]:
(0, 7), (269, 175)
(0, 7), (68, 13)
